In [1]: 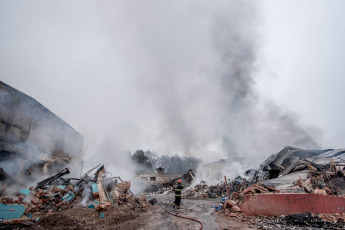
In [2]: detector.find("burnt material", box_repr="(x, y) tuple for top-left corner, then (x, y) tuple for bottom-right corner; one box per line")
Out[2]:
(246, 213), (345, 229)
(35, 168), (70, 189)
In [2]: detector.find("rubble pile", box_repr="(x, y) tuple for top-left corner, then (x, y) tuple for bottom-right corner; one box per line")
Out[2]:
(251, 146), (345, 193)
(210, 147), (345, 228)
(278, 160), (345, 196)
(183, 175), (264, 202)
(0, 164), (152, 226)
(182, 183), (227, 199)
(183, 184), (210, 199)
(144, 183), (171, 194)
(183, 175), (251, 200)
(214, 180), (285, 216)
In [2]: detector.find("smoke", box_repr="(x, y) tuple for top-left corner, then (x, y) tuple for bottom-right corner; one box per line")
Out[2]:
(192, 160), (246, 186)
(0, 0), (321, 184)
(0, 85), (83, 188)
(80, 182), (92, 207)
(108, 0), (320, 165)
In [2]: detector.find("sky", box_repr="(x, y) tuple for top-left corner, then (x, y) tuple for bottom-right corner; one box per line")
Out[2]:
(256, 1), (345, 149)
(1, 0), (345, 169)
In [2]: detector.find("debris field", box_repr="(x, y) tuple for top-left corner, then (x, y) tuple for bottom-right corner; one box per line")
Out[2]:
(1, 146), (345, 229)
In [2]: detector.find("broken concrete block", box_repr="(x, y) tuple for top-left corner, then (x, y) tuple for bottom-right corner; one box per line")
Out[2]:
(110, 181), (131, 202)
(139, 195), (146, 202)
(243, 187), (255, 195)
(299, 180), (314, 193)
(229, 212), (238, 217)
(225, 199), (237, 208)
(313, 189), (327, 195)
(96, 201), (110, 212)
(232, 205), (241, 212)
(325, 187), (332, 195)
(232, 192), (240, 200)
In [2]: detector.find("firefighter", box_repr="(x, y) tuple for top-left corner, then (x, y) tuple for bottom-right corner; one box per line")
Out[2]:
(173, 179), (184, 209)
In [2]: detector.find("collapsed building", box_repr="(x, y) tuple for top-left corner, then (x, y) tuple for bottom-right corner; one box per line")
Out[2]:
(209, 146), (345, 218)
(251, 146), (345, 193)
(0, 81), (83, 185)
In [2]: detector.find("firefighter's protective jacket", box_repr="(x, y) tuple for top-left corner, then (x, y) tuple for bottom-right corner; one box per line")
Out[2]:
(174, 182), (184, 196)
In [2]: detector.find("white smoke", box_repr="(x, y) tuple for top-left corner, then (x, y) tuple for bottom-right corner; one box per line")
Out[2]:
(192, 160), (246, 187)
(0, 0), (321, 185)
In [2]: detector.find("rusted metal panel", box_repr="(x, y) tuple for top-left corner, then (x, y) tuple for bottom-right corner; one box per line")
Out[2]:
(240, 194), (345, 216)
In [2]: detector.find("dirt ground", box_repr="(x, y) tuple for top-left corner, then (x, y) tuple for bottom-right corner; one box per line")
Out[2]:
(9, 194), (254, 230)
(27, 205), (144, 230)
(143, 194), (253, 230)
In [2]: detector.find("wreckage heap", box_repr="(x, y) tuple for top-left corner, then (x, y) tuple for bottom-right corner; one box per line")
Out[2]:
(203, 146), (345, 221)
(0, 164), (152, 225)
(251, 146), (345, 194)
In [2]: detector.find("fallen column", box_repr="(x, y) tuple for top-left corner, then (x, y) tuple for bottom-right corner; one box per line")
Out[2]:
(95, 166), (110, 211)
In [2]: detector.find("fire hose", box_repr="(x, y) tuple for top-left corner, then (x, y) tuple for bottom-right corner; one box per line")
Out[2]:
(160, 206), (203, 230)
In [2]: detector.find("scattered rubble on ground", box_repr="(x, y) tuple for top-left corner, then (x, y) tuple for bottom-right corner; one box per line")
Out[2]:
(141, 147), (345, 228)
(0, 164), (152, 227)
(1, 146), (345, 229)
(209, 146), (345, 229)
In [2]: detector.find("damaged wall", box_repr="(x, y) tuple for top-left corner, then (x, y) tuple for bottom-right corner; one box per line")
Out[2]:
(0, 81), (83, 179)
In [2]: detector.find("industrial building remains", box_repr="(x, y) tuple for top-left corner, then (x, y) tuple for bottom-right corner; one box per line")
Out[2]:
(0, 81), (83, 183)
(0, 81), (344, 228)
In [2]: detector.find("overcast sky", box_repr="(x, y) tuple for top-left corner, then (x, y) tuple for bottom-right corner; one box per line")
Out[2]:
(257, 1), (345, 148)
(1, 1), (344, 167)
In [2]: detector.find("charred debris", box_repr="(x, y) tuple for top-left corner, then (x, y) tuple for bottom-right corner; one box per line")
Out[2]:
(202, 146), (345, 228)
(0, 164), (151, 225)
(1, 145), (345, 228)
(1, 82), (345, 228)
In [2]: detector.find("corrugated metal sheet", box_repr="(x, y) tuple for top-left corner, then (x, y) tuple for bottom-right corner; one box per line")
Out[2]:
(0, 204), (25, 220)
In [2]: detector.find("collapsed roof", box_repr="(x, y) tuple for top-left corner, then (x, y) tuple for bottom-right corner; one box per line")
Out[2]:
(252, 146), (345, 188)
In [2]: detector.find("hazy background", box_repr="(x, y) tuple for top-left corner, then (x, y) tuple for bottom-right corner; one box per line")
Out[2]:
(1, 0), (344, 174)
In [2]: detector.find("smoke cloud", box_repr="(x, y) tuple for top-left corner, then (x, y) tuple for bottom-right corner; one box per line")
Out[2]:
(0, 0), (321, 179)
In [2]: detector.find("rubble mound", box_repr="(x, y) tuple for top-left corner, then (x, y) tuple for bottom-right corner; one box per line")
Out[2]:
(0, 164), (153, 228)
